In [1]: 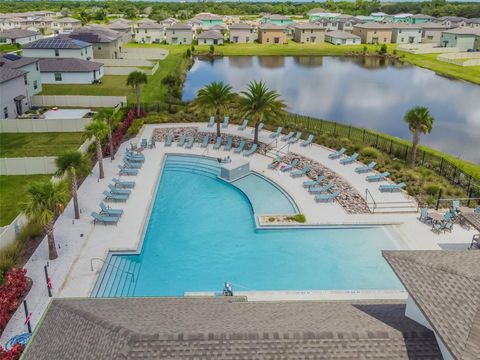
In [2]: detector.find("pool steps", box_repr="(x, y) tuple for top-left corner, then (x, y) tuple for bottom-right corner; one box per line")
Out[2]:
(92, 255), (141, 297)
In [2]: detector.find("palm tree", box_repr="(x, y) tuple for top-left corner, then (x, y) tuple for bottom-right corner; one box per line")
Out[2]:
(95, 109), (117, 160)
(126, 71), (148, 117)
(22, 180), (68, 260)
(238, 81), (287, 145)
(84, 119), (109, 179)
(404, 106), (435, 166)
(55, 151), (91, 220)
(195, 81), (234, 137)
(162, 75), (178, 113)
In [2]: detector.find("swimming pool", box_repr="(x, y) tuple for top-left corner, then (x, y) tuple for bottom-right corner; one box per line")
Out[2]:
(92, 155), (403, 297)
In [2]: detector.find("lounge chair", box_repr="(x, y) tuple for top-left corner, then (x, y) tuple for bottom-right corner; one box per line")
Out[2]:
(309, 182), (334, 194)
(288, 132), (302, 144)
(222, 116), (229, 128)
(213, 136), (222, 149)
(475, 207), (480, 214)
(117, 165), (138, 176)
(99, 202), (124, 217)
(355, 161), (376, 174)
(252, 122), (264, 133)
(177, 134), (186, 147)
(140, 138), (148, 148)
(108, 184), (131, 196)
(238, 119), (248, 131)
(452, 200), (460, 213)
(200, 135), (209, 148)
(379, 182), (406, 192)
(243, 144), (257, 157)
(103, 190), (128, 202)
(123, 160), (142, 169)
(328, 148), (346, 160)
(419, 207), (432, 224)
(207, 116), (215, 127)
(301, 134), (314, 147)
(270, 127), (282, 138)
(280, 159), (299, 172)
(340, 153), (359, 165)
(165, 132), (174, 146)
(112, 178), (135, 188)
(366, 172), (390, 182)
(185, 136), (194, 149)
(281, 132), (294, 142)
(234, 140), (246, 153)
(315, 191), (340, 203)
(149, 138), (156, 148)
(268, 156), (282, 170)
(124, 154), (144, 163)
(91, 212), (119, 225)
(303, 175), (325, 188)
(291, 164), (309, 178)
(125, 149), (144, 159)
(224, 136), (233, 151)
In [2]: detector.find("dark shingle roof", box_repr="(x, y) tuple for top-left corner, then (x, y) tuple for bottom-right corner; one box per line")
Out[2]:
(23, 36), (91, 49)
(229, 23), (253, 30)
(383, 250), (480, 360)
(0, 65), (26, 84)
(0, 29), (40, 39)
(294, 22), (326, 30)
(23, 297), (441, 359)
(38, 58), (103, 72)
(326, 30), (361, 39)
(166, 23), (191, 31)
(1, 54), (38, 69)
(259, 23), (287, 30)
(68, 27), (121, 43)
(197, 29), (223, 40)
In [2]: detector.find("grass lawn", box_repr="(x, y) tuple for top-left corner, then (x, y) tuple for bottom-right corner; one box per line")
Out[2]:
(0, 174), (52, 226)
(0, 132), (85, 157)
(40, 75), (134, 97)
(0, 44), (18, 53)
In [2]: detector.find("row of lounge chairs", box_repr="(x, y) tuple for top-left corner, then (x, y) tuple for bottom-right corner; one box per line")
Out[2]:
(280, 131), (314, 147)
(208, 116), (230, 128)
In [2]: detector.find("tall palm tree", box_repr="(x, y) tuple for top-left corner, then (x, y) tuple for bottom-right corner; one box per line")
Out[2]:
(84, 119), (109, 179)
(195, 81), (234, 137)
(56, 150), (91, 220)
(162, 75), (179, 113)
(22, 180), (68, 260)
(95, 109), (117, 160)
(126, 71), (148, 117)
(404, 106), (435, 166)
(238, 81), (287, 145)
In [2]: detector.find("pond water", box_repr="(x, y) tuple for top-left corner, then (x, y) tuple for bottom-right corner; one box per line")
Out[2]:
(182, 56), (480, 163)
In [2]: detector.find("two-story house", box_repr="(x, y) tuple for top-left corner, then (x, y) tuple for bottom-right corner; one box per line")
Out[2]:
(229, 23), (256, 43)
(51, 17), (82, 34)
(68, 26), (123, 59)
(1, 54), (42, 96)
(165, 23), (193, 45)
(293, 23), (326, 44)
(22, 37), (93, 60)
(0, 64), (30, 119)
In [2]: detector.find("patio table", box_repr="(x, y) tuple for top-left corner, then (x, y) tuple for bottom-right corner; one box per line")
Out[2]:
(462, 213), (480, 232)
(429, 213), (445, 223)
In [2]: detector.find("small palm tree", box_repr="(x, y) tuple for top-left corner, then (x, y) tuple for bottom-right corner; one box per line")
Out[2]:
(94, 109), (117, 160)
(162, 75), (179, 113)
(404, 106), (435, 166)
(126, 71), (148, 117)
(22, 180), (68, 260)
(238, 81), (287, 144)
(56, 151), (91, 220)
(195, 81), (234, 137)
(85, 119), (109, 179)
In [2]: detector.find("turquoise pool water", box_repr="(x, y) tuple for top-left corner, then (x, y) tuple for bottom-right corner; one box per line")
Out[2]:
(93, 155), (403, 297)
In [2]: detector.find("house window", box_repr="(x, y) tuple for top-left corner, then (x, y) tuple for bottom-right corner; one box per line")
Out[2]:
(98, 46), (101, 50)
(35, 62), (38, 71)
(401, 38), (404, 42)
(33, 80), (38, 89)
(0, 38), (6, 43)
(54, 72), (62, 81)
(3, 107), (8, 118)
(24, 75), (27, 85)
(54, 49), (59, 56)
(144, 29), (147, 34)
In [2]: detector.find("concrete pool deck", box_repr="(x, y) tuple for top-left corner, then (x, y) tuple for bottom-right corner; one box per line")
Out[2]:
(1, 122), (476, 345)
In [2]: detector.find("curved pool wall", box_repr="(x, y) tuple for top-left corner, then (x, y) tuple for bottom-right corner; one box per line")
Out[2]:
(92, 154), (403, 298)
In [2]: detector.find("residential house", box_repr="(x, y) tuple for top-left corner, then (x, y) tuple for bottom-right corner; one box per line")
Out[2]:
(308, 12), (341, 22)
(1, 54), (42, 96)
(165, 23), (193, 45)
(293, 23), (326, 44)
(466, 18), (480, 28)
(419, 22), (450, 43)
(353, 23), (393, 44)
(192, 14), (224, 29)
(393, 13), (413, 23)
(391, 24), (422, 44)
(187, 18), (203, 33)
(38, 58), (103, 84)
(22, 37), (93, 60)
(0, 29), (42, 45)
(135, 18), (157, 30)
(354, 15), (376, 24)
(0, 17), (31, 31)
(197, 30), (223, 45)
(370, 12), (389, 22)
(315, 19), (338, 32)
(135, 22), (164, 44)
(336, 15), (355, 32)
(32, 16), (54, 35)
(258, 24), (288, 44)
(325, 30), (361, 45)
(51, 17), (82, 34)
(440, 27), (480, 51)
(108, 21), (132, 43)
(0, 64), (29, 119)
(261, 14), (293, 26)
(67, 27), (123, 59)
(228, 23), (255, 43)
(408, 14), (434, 24)
(161, 18), (178, 29)
(434, 16), (467, 28)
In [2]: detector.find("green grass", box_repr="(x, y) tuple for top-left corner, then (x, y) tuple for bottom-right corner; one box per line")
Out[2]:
(40, 75), (133, 97)
(0, 132), (85, 157)
(0, 175), (51, 226)
(0, 44), (18, 53)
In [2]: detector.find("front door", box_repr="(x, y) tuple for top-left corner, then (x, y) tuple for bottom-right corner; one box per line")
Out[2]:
(15, 100), (22, 116)
(274, 37), (280, 44)
(311, 36), (316, 43)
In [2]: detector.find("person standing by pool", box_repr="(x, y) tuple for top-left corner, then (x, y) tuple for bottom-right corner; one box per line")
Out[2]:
(223, 282), (233, 296)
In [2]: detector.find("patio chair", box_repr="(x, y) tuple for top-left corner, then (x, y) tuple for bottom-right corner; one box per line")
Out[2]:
(234, 140), (246, 153)
(419, 207), (432, 224)
(222, 116), (229, 128)
(123, 160), (142, 169)
(112, 178), (135, 188)
(117, 165), (138, 176)
(281, 132), (294, 142)
(238, 119), (248, 131)
(475, 207), (480, 214)
(125, 149), (145, 159)
(315, 191), (340, 203)
(340, 153), (359, 165)
(270, 127), (282, 138)
(288, 132), (302, 144)
(177, 134), (186, 147)
(291, 164), (310, 178)
(280, 159), (299, 172)
(108, 184), (131, 196)
(309, 182), (334, 194)
(243, 144), (257, 157)
(224, 136), (233, 151)
(103, 190), (128, 202)
(301, 134), (314, 147)
(200, 134), (209, 148)
(99, 202), (124, 217)
(165, 132), (174, 146)
(185, 136), (195, 149)
(355, 162), (376, 174)
(303, 175), (325, 188)
(213, 136), (222, 149)
(91, 212), (119, 225)
(452, 200), (460, 213)
(149, 137), (156, 148)
(140, 138), (148, 148)
(366, 172), (390, 182)
(379, 182), (406, 192)
(328, 148), (346, 160)
(207, 116), (215, 127)
(252, 122), (264, 134)
(432, 212), (454, 233)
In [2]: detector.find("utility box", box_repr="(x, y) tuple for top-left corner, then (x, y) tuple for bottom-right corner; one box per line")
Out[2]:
(220, 159), (250, 182)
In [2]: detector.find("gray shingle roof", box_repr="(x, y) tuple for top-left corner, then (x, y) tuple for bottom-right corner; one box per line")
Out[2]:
(23, 297), (441, 359)
(38, 58), (103, 72)
(23, 36), (91, 49)
(166, 23), (191, 31)
(0, 29), (40, 39)
(383, 250), (480, 360)
(294, 22), (326, 30)
(68, 27), (121, 43)
(0, 65), (26, 84)
(197, 29), (223, 40)
(1, 54), (38, 69)
(229, 23), (253, 30)
(326, 30), (361, 39)
(259, 23), (287, 30)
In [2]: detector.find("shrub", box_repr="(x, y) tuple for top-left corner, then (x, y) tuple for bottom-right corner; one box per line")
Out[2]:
(186, 48), (191, 58)
(424, 183), (440, 196)
(288, 214), (306, 223)
(127, 118), (144, 136)
(380, 44), (387, 54)
(363, 45), (367, 52)
(0, 343), (24, 360)
(209, 45), (214, 54)
(0, 268), (28, 335)
(362, 146), (381, 159)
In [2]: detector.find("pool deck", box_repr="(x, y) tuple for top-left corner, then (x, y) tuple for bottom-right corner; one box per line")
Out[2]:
(1, 122), (476, 345)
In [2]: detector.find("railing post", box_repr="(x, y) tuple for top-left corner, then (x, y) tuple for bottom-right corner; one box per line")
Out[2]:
(435, 188), (443, 211)
(439, 158), (444, 174)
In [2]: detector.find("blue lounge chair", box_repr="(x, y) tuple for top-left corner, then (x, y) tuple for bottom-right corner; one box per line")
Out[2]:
(309, 182), (334, 194)
(475, 207), (480, 214)
(355, 161), (376, 174)
(91, 212), (119, 225)
(340, 153), (359, 165)
(303, 175), (325, 188)
(213, 136), (222, 149)
(99, 202), (124, 217)
(244, 144), (257, 157)
(165, 132), (174, 146)
(140, 138), (147, 148)
(452, 200), (460, 213)
(112, 178), (135, 188)
(108, 184), (131, 196)
(419, 207), (432, 224)
(281, 132), (294, 142)
(379, 182), (406, 192)
(289, 132), (302, 144)
(177, 134), (186, 147)
(315, 191), (340, 203)
(222, 116), (229, 128)
(252, 122), (264, 133)
(270, 127), (282, 138)
(124, 154), (144, 163)
(185, 136), (194, 149)
(291, 164), (309, 178)
(234, 140), (246, 153)
(238, 119), (248, 131)
(123, 160), (142, 169)
(103, 191), (128, 202)
(149, 137), (156, 148)
(301, 134), (314, 147)
(366, 172), (390, 182)
(280, 159), (299, 172)
(125, 150), (144, 159)
(432, 212), (454, 233)
(207, 116), (215, 127)
(200, 135), (209, 148)
(117, 165), (138, 176)
(224, 136), (233, 151)
(328, 148), (346, 160)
